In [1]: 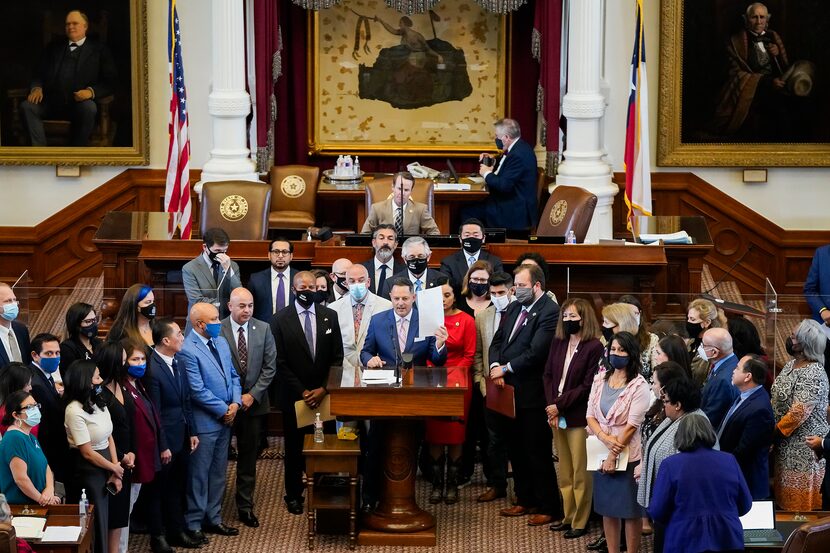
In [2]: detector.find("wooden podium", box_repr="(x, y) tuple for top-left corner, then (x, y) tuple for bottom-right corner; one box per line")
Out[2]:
(326, 363), (467, 546)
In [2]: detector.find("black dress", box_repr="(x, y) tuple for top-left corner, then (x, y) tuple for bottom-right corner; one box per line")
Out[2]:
(101, 383), (135, 529)
(59, 337), (102, 379)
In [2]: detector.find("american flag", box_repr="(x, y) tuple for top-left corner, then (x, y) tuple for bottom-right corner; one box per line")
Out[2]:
(165, 0), (192, 239)
(623, 0), (652, 230)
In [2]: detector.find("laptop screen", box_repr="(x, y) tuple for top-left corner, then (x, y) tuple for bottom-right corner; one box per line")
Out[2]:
(739, 500), (776, 530)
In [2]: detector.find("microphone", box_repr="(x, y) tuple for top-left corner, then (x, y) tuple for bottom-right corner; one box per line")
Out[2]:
(702, 244), (753, 295)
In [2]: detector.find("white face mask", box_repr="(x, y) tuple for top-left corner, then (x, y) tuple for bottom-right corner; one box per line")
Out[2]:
(491, 295), (511, 312)
(634, 313), (641, 326)
(697, 343), (708, 360)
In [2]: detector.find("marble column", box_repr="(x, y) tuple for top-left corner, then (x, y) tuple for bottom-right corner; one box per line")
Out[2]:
(197, 0), (259, 193)
(555, 0), (616, 242)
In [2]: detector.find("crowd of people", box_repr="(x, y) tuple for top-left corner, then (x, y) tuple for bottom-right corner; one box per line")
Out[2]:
(0, 218), (827, 553)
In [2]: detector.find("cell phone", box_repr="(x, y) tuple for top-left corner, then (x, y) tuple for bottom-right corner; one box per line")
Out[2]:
(105, 481), (118, 495)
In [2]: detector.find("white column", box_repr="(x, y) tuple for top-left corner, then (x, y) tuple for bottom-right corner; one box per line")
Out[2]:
(197, 0), (258, 193)
(555, 0), (616, 242)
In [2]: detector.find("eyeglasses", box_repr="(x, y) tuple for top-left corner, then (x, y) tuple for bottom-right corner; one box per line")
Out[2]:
(18, 403), (41, 412)
(405, 256), (427, 261)
(270, 250), (292, 256)
(81, 317), (98, 326)
(469, 278), (489, 284)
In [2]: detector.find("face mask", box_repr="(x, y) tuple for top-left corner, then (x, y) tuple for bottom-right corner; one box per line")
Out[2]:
(634, 313), (641, 326)
(80, 323), (98, 339)
(349, 282), (368, 302)
(491, 295), (510, 312)
(139, 303), (156, 319)
(495, 137), (504, 150)
(295, 290), (314, 309)
(1, 303), (18, 322)
(407, 258), (428, 276)
(601, 326), (615, 342)
(376, 246), (394, 263)
(127, 363), (146, 379)
(207, 250), (220, 262)
(312, 290), (329, 304)
(686, 321), (703, 338)
(22, 405), (41, 427)
(462, 237), (482, 254)
(785, 336), (802, 357)
(563, 320), (582, 336)
(469, 282), (489, 297)
(205, 322), (222, 339)
(609, 354), (629, 370)
(93, 384), (103, 396)
(514, 287), (534, 306)
(39, 356), (60, 374)
(696, 343), (708, 361)
(334, 275), (348, 291)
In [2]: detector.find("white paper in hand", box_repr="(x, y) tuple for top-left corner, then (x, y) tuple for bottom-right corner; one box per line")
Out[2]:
(417, 286), (444, 339)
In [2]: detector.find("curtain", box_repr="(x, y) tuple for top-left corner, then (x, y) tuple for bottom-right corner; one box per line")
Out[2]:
(249, 0), (282, 172)
(533, 0), (563, 175)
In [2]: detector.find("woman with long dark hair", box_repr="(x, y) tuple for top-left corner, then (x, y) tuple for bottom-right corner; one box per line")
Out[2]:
(61, 302), (103, 377)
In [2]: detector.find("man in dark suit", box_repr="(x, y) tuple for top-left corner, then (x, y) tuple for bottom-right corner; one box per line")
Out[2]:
(700, 328), (740, 429)
(440, 218), (504, 291)
(180, 303), (242, 542)
(270, 271), (343, 515)
(221, 287), (276, 527)
(146, 318), (202, 550)
(379, 236), (447, 299)
(461, 118), (538, 231)
(20, 10), (116, 146)
(0, 283), (31, 369)
(359, 224), (405, 295)
(248, 237), (298, 322)
(29, 333), (70, 484)
(717, 354), (775, 499)
(488, 264), (561, 526)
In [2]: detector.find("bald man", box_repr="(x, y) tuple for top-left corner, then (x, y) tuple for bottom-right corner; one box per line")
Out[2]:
(219, 288), (276, 527)
(0, 283), (31, 369)
(330, 258), (353, 302)
(700, 327), (740, 429)
(180, 303), (242, 542)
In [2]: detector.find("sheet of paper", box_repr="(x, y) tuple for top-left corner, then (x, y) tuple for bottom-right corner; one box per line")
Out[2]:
(362, 369), (395, 380)
(41, 525), (82, 542)
(294, 395), (334, 429)
(11, 516), (46, 539)
(417, 286), (444, 339)
(585, 434), (629, 471)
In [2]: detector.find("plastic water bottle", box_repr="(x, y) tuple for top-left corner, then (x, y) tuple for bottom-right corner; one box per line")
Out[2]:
(354, 156), (361, 177)
(566, 230), (577, 244)
(314, 413), (324, 443)
(79, 488), (89, 518)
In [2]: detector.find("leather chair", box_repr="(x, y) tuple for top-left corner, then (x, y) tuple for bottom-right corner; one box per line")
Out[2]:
(0, 522), (16, 553)
(535, 184), (597, 243)
(781, 516), (830, 553)
(199, 181), (272, 240)
(268, 165), (320, 230)
(364, 176), (435, 221)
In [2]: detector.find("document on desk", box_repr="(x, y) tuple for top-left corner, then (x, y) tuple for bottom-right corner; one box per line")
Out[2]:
(417, 286), (444, 338)
(585, 435), (629, 471)
(41, 525), (82, 542)
(362, 369), (397, 385)
(294, 395), (334, 428)
(11, 516), (46, 539)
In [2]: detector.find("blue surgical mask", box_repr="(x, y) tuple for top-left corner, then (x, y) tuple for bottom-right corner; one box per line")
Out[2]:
(205, 322), (222, 339)
(609, 354), (630, 370)
(39, 356), (60, 374)
(1, 302), (18, 322)
(22, 405), (41, 427)
(127, 363), (146, 379)
(349, 282), (368, 302)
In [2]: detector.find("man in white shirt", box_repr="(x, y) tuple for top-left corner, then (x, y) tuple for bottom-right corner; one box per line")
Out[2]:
(248, 237), (297, 322)
(0, 283), (31, 369)
(329, 258), (353, 303)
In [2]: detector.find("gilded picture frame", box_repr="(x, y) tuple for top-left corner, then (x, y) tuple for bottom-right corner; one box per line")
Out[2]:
(657, 0), (830, 167)
(0, 0), (149, 166)
(308, 0), (508, 157)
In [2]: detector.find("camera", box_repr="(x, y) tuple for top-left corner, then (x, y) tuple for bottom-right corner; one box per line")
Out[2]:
(481, 156), (496, 167)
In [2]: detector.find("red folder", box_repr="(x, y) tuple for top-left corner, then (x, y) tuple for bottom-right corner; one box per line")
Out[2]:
(485, 380), (516, 419)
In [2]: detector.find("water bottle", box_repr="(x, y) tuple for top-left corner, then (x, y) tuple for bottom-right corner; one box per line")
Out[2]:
(354, 156), (361, 178)
(79, 488), (89, 518)
(566, 230), (577, 244)
(314, 413), (324, 443)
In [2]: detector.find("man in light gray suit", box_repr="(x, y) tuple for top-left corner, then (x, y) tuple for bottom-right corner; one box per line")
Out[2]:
(182, 227), (242, 335)
(221, 287), (276, 528)
(329, 264), (392, 367)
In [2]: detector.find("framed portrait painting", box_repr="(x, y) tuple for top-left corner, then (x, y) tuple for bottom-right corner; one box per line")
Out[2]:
(0, 0), (148, 165)
(308, 0), (508, 156)
(657, 0), (830, 166)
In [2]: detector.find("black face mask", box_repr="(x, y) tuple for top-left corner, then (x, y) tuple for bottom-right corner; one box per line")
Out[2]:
(601, 326), (615, 342)
(295, 290), (314, 309)
(80, 324), (98, 339)
(785, 336), (803, 357)
(139, 303), (156, 319)
(313, 290), (329, 304)
(462, 237), (482, 255)
(207, 250), (220, 263)
(563, 320), (582, 336)
(685, 321), (704, 338)
(335, 275), (348, 291)
(469, 282), (489, 297)
(407, 258), (428, 276)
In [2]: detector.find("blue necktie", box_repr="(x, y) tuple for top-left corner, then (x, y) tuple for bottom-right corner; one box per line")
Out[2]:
(415, 279), (423, 292)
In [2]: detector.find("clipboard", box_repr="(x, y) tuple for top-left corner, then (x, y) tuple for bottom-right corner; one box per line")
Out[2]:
(294, 395), (335, 428)
(485, 380), (516, 419)
(585, 434), (629, 471)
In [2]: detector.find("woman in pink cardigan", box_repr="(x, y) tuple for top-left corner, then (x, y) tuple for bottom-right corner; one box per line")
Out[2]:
(586, 331), (652, 553)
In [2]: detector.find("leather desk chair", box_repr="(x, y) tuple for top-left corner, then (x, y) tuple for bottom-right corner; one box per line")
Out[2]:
(0, 522), (16, 553)
(536, 184), (597, 243)
(364, 176), (435, 222)
(200, 181), (272, 240)
(268, 165), (320, 230)
(782, 516), (830, 553)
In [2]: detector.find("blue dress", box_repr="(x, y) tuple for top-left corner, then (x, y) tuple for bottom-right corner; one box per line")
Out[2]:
(0, 429), (48, 504)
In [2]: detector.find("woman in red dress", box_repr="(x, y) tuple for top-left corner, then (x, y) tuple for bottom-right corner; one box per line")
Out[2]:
(425, 276), (475, 505)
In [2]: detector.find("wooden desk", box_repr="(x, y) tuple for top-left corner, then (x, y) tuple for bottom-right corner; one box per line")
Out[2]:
(11, 504), (94, 553)
(326, 364), (467, 546)
(745, 511), (830, 552)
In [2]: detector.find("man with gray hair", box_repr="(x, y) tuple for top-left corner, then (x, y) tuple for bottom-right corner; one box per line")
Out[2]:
(700, 327), (739, 429)
(380, 236), (447, 298)
(461, 117), (538, 231)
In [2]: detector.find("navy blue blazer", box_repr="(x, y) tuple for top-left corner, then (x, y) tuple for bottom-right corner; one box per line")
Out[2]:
(29, 363), (70, 481)
(483, 138), (538, 230)
(717, 386), (775, 499)
(247, 266), (297, 322)
(0, 321), (31, 369)
(439, 249), (504, 292)
(360, 308), (447, 367)
(146, 351), (197, 454)
(700, 354), (739, 430)
(804, 244), (830, 323)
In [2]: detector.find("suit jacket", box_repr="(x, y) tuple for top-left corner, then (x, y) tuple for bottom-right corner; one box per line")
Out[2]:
(379, 268), (448, 300)
(330, 293), (393, 367)
(542, 338), (605, 428)
(0, 322), (31, 369)
(804, 244), (830, 323)
(28, 363), (69, 480)
(220, 317), (277, 416)
(33, 38), (117, 102)
(488, 294), (559, 409)
(182, 255), (242, 332)
(483, 138), (539, 230)
(179, 332), (242, 434)
(359, 258), (406, 294)
(717, 387), (775, 499)
(271, 304), (343, 404)
(146, 351), (197, 454)
(361, 198), (440, 235)
(360, 308), (448, 367)
(700, 354), (740, 429)
(473, 305), (498, 396)
(248, 266), (298, 322)
(439, 249), (504, 291)
(124, 379), (162, 484)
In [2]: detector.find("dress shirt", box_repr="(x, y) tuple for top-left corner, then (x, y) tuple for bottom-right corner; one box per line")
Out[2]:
(271, 266), (291, 312)
(466, 250), (481, 266)
(408, 271), (427, 290)
(295, 301), (317, 354)
(374, 258), (395, 287)
(494, 138), (517, 176)
(68, 37), (87, 48)
(156, 350), (176, 376)
(391, 200), (408, 221)
(711, 353), (737, 377)
(0, 324), (17, 363)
